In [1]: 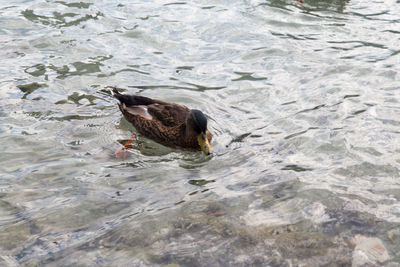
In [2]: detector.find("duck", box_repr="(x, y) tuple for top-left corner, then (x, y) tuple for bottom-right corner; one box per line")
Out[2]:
(111, 88), (212, 155)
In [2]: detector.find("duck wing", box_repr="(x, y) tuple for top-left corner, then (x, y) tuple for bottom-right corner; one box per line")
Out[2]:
(111, 87), (190, 127)
(147, 103), (189, 127)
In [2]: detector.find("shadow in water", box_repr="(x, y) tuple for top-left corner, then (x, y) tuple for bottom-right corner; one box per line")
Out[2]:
(267, 0), (351, 13)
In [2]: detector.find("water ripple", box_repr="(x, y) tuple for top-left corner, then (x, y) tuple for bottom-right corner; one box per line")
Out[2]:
(1, 0), (400, 265)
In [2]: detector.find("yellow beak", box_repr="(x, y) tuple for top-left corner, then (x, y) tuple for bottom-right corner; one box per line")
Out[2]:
(197, 133), (212, 155)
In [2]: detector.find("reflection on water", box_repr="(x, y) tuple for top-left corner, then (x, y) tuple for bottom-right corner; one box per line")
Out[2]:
(1, 0), (400, 265)
(21, 8), (101, 28)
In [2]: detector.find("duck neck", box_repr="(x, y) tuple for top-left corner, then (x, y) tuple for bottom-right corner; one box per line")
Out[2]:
(184, 115), (199, 147)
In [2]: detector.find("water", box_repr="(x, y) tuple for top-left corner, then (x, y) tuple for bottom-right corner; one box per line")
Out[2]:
(1, 0), (400, 265)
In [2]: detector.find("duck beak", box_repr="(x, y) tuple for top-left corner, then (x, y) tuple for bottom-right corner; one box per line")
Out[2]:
(197, 133), (212, 155)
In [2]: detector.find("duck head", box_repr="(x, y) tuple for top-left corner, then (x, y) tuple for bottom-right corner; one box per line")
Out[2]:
(188, 109), (212, 155)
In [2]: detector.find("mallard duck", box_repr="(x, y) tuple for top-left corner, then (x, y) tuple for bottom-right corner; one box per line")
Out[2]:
(111, 88), (212, 155)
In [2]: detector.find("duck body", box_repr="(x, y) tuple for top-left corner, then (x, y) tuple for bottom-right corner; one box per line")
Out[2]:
(111, 88), (212, 154)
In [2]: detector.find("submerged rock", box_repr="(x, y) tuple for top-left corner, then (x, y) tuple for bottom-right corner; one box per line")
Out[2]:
(352, 234), (390, 266)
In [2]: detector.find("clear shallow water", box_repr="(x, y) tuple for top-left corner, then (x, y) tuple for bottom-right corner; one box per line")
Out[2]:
(1, 0), (400, 265)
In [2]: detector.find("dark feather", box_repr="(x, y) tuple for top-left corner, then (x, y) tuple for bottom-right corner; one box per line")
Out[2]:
(111, 88), (212, 150)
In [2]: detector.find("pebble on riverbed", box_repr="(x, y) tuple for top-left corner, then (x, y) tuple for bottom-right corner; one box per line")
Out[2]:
(352, 234), (389, 266)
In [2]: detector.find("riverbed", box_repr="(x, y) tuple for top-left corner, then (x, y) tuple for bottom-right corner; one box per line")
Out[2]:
(1, 0), (400, 265)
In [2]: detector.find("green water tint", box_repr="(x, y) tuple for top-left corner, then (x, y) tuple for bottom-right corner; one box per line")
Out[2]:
(1, 0), (400, 265)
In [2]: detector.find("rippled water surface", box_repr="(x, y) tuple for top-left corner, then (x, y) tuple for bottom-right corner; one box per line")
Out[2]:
(1, 0), (400, 265)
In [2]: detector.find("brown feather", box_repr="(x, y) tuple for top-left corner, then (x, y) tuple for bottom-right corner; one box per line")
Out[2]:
(113, 90), (212, 151)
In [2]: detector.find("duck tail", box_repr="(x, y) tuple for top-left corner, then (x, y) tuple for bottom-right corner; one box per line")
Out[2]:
(110, 87), (155, 107)
(110, 87), (125, 105)
(110, 87), (122, 97)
